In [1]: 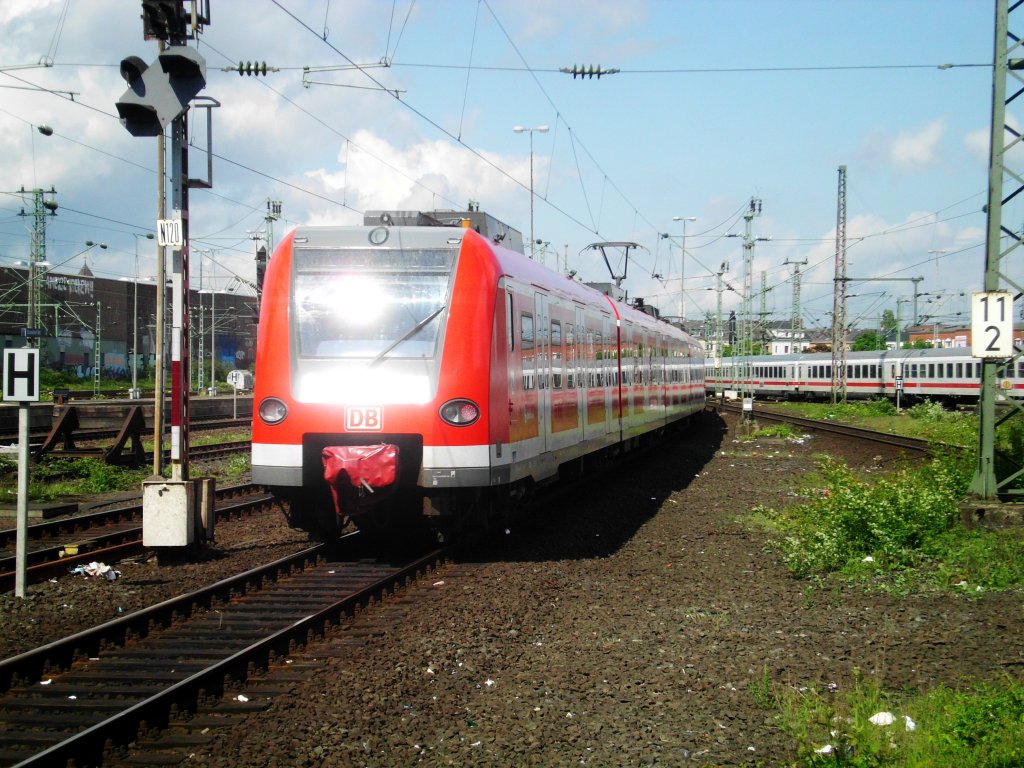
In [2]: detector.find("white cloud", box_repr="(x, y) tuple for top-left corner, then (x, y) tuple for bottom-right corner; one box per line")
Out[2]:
(889, 118), (945, 169)
(302, 129), (528, 223)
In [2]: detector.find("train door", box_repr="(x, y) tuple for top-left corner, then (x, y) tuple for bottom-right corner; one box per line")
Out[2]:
(574, 306), (586, 445)
(605, 315), (616, 435)
(534, 292), (551, 454)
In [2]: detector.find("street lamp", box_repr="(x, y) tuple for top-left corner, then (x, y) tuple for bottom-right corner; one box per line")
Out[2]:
(124, 233), (154, 398)
(512, 125), (549, 259)
(672, 216), (697, 322)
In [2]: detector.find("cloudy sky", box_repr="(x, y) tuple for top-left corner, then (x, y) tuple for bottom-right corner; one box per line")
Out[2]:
(0, 0), (1014, 332)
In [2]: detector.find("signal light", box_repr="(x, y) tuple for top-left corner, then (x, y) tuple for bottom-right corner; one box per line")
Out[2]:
(115, 46), (206, 136)
(140, 0), (187, 42)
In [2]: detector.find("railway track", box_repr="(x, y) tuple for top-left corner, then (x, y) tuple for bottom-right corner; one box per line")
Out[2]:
(0, 537), (447, 767)
(0, 416), (251, 447)
(713, 399), (936, 454)
(0, 483), (272, 591)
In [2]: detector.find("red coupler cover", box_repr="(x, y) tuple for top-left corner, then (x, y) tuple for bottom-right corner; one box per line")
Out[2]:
(322, 444), (399, 492)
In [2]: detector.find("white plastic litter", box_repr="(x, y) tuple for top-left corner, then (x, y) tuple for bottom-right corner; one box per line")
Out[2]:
(904, 715), (916, 731)
(869, 711), (895, 726)
(68, 561), (121, 580)
(815, 745), (833, 755)
(862, 556), (875, 563)
(236, 694), (249, 702)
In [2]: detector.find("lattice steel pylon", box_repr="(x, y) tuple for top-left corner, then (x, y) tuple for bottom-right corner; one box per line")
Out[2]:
(831, 165), (848, 404)
(784, 256), (808, 352)
(968, 0), (1024, 502)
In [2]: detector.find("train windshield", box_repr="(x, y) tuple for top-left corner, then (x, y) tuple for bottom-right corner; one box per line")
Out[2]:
(292, 247), (455, 359)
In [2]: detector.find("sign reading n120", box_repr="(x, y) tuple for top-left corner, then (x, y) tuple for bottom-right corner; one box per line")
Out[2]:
(157, 218), (183, 248)
(971, 291), (1015, 358)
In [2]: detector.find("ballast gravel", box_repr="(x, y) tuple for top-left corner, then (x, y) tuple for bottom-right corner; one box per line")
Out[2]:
(3, 410), (1022, 766)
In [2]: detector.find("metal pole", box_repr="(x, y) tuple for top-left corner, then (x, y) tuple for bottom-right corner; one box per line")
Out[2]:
(209, 282), (216, 395)
(681, 219), (687, 321)
(169, 110), (191, 482)
(513, 125), (548, 260)
(673, 216), (696, 322)
(93, 302), (102, 396)
(14, 402), (29, 598)
(529, 131), (535, 260)
(131, 237), (139, 398)
(153, 40), (167, 477)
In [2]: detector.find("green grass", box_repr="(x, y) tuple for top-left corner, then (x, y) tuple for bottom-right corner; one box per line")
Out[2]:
(771, 673), (1024, 767)
(7, 457), (151, 500)
(0, 431), (252, 501)
(767, 399), (1019, 459)
(739, 422), (801, 441)
(748, 400), (1024, 764)
(752, 450), (1024, 594)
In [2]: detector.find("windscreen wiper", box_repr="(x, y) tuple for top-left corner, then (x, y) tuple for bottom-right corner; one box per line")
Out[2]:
(367, 304), (446, 368)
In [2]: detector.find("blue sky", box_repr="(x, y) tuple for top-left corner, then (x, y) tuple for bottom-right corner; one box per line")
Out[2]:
(0, 0), (1010, 335)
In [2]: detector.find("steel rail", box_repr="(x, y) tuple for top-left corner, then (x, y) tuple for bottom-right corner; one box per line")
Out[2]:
(1, 543), (446, 768)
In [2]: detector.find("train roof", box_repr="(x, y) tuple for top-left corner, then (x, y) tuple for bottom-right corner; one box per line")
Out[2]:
(284, 224), (700, 346)
(290, 224), (465, 252)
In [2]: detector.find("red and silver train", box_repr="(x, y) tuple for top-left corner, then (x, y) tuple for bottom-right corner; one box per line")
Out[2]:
(705, 348), (1024, 402)
(252, 223), (705, 539)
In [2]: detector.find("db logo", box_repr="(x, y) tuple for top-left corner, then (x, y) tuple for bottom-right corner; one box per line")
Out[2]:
(345, 407), (383, 431)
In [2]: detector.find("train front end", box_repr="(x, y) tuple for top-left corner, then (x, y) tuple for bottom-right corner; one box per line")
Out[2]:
(251, 224), (496, 539)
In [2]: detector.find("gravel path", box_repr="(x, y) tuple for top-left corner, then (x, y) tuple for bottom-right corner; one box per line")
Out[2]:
(3, 410), (1022, 766)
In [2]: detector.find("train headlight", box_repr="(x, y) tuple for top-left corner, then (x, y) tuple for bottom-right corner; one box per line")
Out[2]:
(439, 399), (479, 426)
(258, 397), (288, 425)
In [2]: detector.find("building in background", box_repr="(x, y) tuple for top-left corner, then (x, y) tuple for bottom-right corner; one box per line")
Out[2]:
(0, 264), (257, 386)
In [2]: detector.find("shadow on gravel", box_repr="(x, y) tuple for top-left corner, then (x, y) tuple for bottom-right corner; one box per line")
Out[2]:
(466, 409), (727, 564)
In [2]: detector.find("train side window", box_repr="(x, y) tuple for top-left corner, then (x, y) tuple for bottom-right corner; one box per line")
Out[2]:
(520, 313), (534, 390)
(506, 292), (515, 352)
(956, 363), (963, 378)
(551, 320), (563, 389)
(946, 363), (953, 378)
(521, 313), (534, 350)
(928, 364), (935, 378)
(910, 364), (917, 378)
(937, 365), (944, 380)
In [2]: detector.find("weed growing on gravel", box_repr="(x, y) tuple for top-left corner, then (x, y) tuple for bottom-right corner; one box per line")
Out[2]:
(225, 452), (250, 478)
(773, 453), (970, 576)
(25, 457), (145, 499)
(777, 674), (1024, 767)
(749, 666), (777, 710)
(739, 423), (801, 441)
(770, 399), (980, 449)
(754, 448), (1024, 594)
